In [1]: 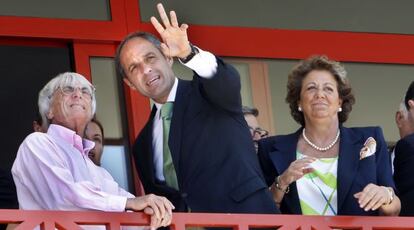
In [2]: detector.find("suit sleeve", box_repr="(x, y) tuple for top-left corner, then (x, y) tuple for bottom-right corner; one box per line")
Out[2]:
(374, 127), (396, 189)
(257, 138), (278, 187)
(188, 56), (242, 114)
(394, 137), (414, 195)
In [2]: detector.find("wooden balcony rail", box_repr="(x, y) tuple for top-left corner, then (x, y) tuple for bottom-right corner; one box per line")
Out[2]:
(0, 209), (414, 230)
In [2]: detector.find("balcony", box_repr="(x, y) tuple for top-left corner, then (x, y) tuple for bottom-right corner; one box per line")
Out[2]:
(1, 209), (413, 230)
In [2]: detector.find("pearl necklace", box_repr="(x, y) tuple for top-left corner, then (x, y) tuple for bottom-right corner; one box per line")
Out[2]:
(302, 128), (340, 152)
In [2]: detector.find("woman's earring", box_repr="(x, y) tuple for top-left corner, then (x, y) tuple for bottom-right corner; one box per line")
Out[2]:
(338, 107), (342, 112)
(298, 106), (302, 112)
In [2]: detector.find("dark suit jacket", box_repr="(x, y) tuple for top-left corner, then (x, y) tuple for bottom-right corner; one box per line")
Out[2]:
(133, 58), (279, 214)
(258, 126), (394, 215)
(394, 133), (414, 216)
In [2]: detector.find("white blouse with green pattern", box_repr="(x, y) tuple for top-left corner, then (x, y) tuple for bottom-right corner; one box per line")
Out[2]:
(296, 152), (338, 215)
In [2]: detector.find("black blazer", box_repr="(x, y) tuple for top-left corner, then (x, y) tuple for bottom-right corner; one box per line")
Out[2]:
(133, 58), (279, 214)
(394, 132), (414, 216)
(258, 126), (394, 215)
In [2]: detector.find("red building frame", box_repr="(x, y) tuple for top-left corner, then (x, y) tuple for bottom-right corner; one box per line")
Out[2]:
(1, 0), (413, 192)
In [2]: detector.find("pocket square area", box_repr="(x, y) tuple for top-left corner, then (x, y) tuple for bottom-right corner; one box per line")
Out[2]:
(360, 137), (376, 159)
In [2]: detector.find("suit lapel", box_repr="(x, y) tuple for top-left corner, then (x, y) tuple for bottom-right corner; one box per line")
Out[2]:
(169, 80), (192, 177)
(337, 126), (362, 212)
(270, 129), (302, 214)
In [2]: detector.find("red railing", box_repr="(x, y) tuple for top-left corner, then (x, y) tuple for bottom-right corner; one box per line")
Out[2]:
(1, 210), (414, 230)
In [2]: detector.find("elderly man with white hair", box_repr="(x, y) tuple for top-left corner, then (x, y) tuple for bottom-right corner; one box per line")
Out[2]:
(12, 72), (174, 229)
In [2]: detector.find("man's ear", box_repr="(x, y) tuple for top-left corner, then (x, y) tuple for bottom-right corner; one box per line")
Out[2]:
(123, 78), (136, 90)
(167, 56), (173, 67)
(46, 110), (54, 120)
(396, 111), (403, 127)
(408, 99), (414, 109)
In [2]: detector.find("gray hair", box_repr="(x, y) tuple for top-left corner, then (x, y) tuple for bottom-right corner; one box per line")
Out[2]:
(399, 100), (408, 118)
(38, 72), (96, 127)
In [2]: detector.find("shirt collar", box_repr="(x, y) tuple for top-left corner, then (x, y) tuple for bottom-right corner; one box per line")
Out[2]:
(154, 77), (178, 111)
(47, 124), (95, 155)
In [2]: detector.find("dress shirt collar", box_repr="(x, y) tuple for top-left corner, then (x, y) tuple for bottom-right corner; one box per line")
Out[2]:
(154, 77), (179, 112)
(47, 124), (95, 155)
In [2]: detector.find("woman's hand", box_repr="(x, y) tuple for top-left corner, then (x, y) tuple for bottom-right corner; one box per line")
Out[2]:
(278, 157), (316, 189)
(353, 183), (391, 211)
(270, 157), (316, 206)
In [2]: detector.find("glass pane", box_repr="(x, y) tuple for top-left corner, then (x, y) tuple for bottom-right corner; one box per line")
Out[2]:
(266, 59), (298, 135)
(90, 57), (132, 192)
(101, 146), (130, 191)
(90, 57), (123, 139)
(172, 60), (253, 106)
(173, 60), (193, 80)
(140, 0), (414, 35)
(231, 62), (253, 107)
(0, 0), (111, 20)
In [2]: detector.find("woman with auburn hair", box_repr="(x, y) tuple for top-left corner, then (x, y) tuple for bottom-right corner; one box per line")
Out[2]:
(258, 56), (400, 216)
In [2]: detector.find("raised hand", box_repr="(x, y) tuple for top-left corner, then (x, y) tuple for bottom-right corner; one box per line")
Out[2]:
(279, 157), (316, 188)
(150, 3), (191, 59)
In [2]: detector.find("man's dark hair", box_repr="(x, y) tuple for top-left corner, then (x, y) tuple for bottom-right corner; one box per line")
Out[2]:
(242, 106), (259, 117)
(89, 117), (105, 141)
(115, 32), (163, 80)
(405, 81), (414, 109)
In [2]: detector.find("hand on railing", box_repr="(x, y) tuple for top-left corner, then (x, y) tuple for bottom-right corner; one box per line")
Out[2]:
(126, 194), (175, 229)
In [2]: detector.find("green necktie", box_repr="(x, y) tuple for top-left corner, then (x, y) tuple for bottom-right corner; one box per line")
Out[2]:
(160, 102), (179, 190)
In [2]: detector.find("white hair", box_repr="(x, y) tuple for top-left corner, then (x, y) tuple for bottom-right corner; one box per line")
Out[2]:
(38, 72), (96, 127)
(399, 100), (408, 118)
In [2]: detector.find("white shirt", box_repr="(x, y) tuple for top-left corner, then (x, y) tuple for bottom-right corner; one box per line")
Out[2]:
(152, 47), (217, 182)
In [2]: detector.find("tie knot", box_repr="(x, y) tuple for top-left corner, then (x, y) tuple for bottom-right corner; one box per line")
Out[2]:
(161, 102), (174, 119)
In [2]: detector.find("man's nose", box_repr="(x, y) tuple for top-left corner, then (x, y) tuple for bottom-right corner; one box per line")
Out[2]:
(142, 63), (153, 74)
(72, 88), (83, 98)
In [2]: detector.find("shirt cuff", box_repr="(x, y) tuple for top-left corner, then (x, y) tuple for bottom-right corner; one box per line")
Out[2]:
(180, 46), (218, 79)
(107, 195), (128, 212)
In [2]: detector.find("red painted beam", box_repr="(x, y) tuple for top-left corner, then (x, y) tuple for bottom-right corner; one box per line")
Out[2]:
(139, 23), (414, 64)
(1, 210), (414, 229)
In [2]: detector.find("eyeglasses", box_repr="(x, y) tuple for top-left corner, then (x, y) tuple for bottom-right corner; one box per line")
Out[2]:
(59, 86), (94, 98)
(249, 126), (269, 138)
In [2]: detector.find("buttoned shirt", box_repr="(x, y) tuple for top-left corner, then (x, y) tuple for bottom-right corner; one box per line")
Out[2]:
(12, 124), (134, 212)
